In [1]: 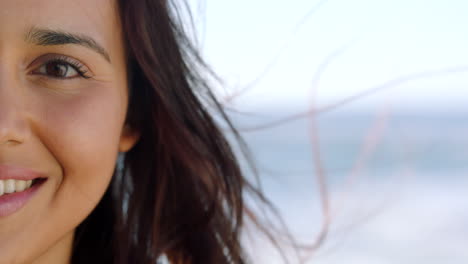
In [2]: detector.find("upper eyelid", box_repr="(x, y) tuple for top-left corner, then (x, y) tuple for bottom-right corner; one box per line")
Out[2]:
(47, 57), (86, 72)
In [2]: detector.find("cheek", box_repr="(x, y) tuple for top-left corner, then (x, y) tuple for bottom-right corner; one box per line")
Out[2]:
(35, 85), (127, 218)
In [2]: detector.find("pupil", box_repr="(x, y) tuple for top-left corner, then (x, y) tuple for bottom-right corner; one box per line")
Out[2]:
(46, 62), (68, 77)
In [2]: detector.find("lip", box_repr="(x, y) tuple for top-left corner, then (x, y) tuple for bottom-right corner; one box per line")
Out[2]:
(0, 165), (47, 217)
(0, 164), (44, 181)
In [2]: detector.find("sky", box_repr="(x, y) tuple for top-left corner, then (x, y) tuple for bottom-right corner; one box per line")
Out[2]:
(185, 2), (468, 263)
(189, 0), (468, 112)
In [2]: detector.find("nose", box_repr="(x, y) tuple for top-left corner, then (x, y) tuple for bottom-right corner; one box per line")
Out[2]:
(0, 84), (30, 146)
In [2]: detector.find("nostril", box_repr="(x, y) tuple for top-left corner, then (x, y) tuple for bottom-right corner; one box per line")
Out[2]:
(0, 117), (28, 146)
(1, 139), (22, 147)
(0, 102), (30, 145)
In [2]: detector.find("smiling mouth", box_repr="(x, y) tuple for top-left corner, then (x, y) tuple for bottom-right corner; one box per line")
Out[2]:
(0, 178), (47, 197)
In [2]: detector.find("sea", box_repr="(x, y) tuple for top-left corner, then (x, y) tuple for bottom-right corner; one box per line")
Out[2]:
(226, 108), (468, 264)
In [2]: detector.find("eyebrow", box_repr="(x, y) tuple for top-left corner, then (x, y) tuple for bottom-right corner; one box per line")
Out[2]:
(25, 27), (111, 63)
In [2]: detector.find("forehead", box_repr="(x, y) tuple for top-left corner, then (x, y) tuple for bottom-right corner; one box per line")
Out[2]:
(0, 0), (119, 50)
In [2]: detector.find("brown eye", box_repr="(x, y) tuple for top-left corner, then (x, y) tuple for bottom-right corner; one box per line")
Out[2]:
(30, 54), (94, 80)
(37, 61), (79, 78)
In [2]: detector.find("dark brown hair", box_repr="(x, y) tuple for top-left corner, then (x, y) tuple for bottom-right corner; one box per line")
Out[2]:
(70, 1), (278, 263)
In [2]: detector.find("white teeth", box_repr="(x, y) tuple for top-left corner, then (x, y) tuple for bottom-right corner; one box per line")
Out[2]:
(15, 180), (26, 192)
(5, 180), (15, 194)
(0, 179), (35, 196)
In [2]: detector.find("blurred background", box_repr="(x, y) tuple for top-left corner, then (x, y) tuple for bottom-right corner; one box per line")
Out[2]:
(189, 0), (468, 263)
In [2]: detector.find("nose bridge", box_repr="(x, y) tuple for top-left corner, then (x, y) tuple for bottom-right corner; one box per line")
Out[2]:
(0, 70), (30, 146)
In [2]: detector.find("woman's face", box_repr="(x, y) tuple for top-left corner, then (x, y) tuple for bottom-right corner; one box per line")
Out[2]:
(0, 0), (138, 263)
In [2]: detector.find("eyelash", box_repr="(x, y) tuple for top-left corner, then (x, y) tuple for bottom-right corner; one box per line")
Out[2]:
(32, 55), (92, 80)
